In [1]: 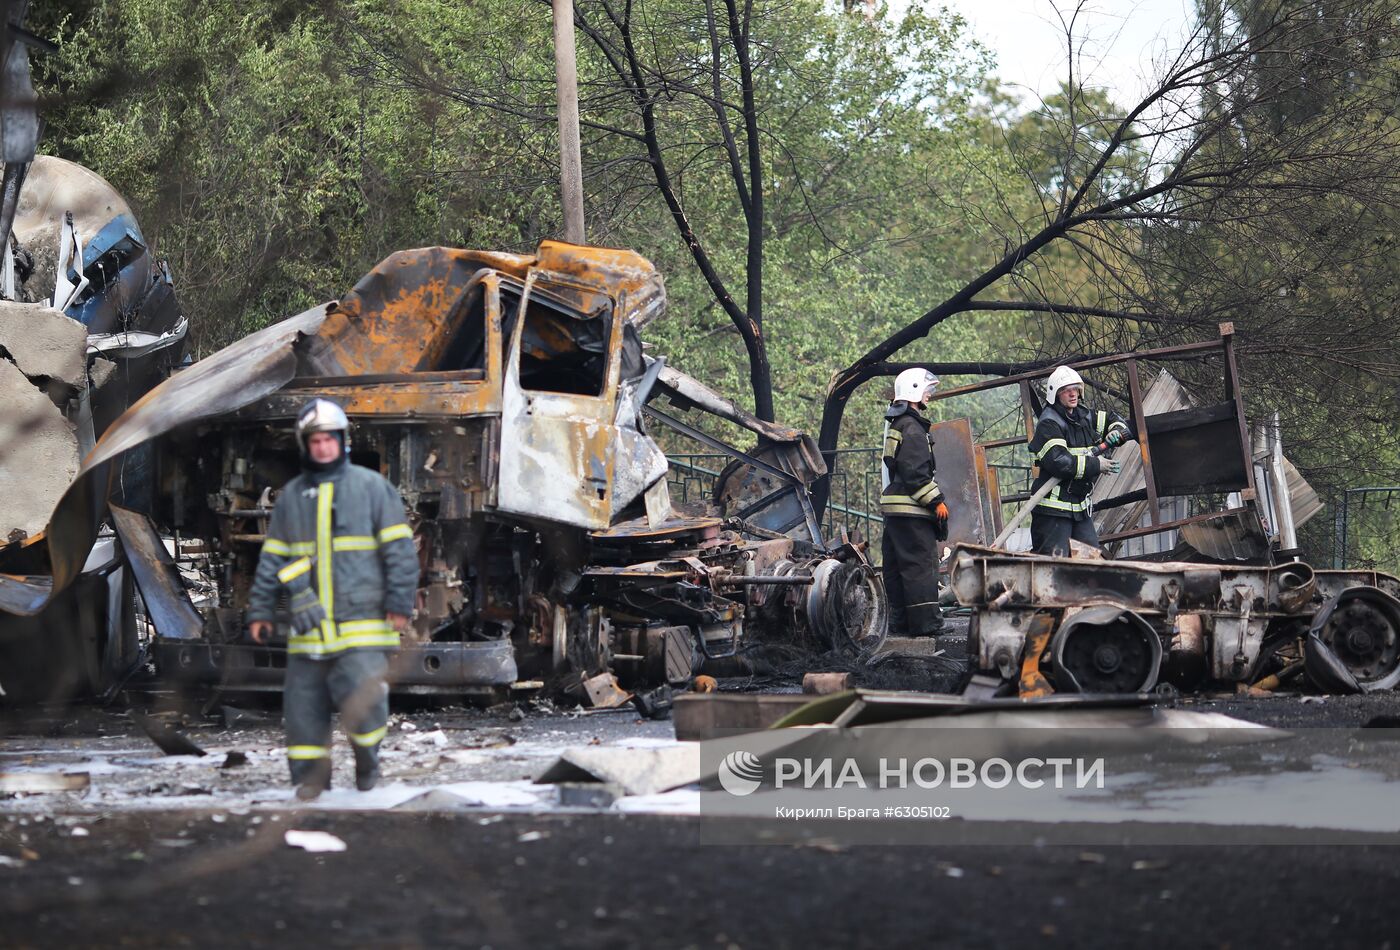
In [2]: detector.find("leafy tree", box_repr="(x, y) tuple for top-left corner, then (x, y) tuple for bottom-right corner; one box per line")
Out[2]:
(816, 0), (1400, 538)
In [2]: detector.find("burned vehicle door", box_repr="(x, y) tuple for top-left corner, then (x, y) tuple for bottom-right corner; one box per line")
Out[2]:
(496, 274), (665, 530)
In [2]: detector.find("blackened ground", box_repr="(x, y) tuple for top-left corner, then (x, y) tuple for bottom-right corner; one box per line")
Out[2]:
(1, 810), (1397, 949)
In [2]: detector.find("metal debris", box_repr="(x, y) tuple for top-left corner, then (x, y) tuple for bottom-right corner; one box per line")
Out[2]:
(129, 710), (207, 757)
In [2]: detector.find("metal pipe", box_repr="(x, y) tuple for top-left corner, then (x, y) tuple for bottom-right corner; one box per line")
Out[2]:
(716, 575), (814, 586)
(992, 478), (1060, 548)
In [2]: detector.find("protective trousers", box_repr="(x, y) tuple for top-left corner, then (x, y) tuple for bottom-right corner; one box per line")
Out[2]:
(1030, 512), (1101, 557)
(284, 650), (390, 787)
(881, 515), (943, 636)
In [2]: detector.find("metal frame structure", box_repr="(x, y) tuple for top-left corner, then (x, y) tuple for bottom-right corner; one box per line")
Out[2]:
(929, 323), (1257, 546)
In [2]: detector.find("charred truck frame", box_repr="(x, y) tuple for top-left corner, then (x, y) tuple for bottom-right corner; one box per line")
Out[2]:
(925, 326), (1400, 697)
(106, 243), (885, 700)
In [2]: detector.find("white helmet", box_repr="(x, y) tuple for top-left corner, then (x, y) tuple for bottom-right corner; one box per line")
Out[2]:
(296, 398), (350, 444)
(1045, 366), (1084, 405)
(894, 367), (939, 404)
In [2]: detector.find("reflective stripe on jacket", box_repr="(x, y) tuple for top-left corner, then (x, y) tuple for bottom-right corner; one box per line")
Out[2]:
(880, 402), (941, 521)
(247, 463), (419, 656)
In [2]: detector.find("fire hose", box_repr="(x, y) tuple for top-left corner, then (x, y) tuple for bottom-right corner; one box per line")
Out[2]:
(990, 440), (1112, 549)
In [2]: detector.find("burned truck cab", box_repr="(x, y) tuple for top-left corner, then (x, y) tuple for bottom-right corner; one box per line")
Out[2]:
(148, 242), (883, 700)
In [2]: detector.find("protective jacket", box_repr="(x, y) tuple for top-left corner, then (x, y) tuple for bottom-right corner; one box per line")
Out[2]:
(247, 462), (419, 656)
(879, 402), (943, 520)
(1029, 403), (1131, 519)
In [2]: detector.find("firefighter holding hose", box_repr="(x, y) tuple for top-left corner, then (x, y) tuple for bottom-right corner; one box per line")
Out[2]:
(1028, 367), (1135, 556)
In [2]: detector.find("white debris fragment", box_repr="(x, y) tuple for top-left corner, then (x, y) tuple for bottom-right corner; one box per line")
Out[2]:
(284, 830), (348, 853)
(516, 830), (548, 843)
(70, 827), (89, 837)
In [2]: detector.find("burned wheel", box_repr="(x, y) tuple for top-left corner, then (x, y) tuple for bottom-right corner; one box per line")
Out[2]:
(1308, 587), (1400, 692)
(806, 559), (888, 657)
(1050, 606), (1163, 694)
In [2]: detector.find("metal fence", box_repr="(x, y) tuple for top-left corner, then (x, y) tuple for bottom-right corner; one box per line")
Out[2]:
(666, 449), (1033, 565)
(1333, 487), (1400, 573)
(667, 449), (887, 552)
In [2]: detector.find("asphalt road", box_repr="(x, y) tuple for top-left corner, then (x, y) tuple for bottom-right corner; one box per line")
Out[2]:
(2, 809), (1398, 949)
(5, 627), (1400, 950)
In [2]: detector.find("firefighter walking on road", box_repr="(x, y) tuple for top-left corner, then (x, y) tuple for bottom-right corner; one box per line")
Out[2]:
(879, 368), (949, 638)
(247, 399), (420, 800)
(1028, 366), (1135, 556)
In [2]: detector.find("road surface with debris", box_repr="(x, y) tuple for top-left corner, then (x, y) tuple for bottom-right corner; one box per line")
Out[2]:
(4, 682), (1400, 948)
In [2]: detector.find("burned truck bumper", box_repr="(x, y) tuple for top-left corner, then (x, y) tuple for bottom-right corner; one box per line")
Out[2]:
(154, 637), (519, 696)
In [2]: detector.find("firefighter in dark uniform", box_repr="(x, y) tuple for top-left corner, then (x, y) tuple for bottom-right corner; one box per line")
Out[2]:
(247, 399), (420, 800)
(1028, 366), (1134, 556)
(879, 368), (949, 638)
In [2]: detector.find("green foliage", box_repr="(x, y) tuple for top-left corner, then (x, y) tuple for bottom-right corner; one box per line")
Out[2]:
(35, 0), (1400, 544)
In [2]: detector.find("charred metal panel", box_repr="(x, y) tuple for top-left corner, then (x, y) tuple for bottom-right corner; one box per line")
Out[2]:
(1144, 403), (1251, 495)
(928, 417), (988, 547)
(110, 504), (202, 640)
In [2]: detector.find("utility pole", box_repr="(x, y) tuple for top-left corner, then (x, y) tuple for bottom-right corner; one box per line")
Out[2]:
(551, 0), (585, 244)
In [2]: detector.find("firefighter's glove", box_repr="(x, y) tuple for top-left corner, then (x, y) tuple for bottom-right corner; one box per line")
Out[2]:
(1100, 457), (1123, 476)
(288, 587), (327, 636)
(933, 498), (950, 541)
(1105, 426), (1129, 447)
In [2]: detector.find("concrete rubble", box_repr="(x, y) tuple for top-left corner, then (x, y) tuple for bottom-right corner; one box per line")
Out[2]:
(0, 350), (80, 542)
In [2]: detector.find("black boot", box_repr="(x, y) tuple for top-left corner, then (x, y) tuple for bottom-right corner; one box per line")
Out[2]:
(353, 746), (380, 792)
(291, 758), (332, 801)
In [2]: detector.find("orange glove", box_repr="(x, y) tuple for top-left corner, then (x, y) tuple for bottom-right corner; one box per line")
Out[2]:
(933, 500), (950, 541)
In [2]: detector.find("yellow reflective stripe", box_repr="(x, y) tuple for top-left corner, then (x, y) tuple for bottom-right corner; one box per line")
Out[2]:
(317, 483), (335, 638)
(377, 523), (413, 544)
(287, 638), (327, 655)
(337, 619), (392, 634)
(287, 745), (329, 760)
(349, 726), (387, 748)
(880, 493), (919, 505)
(1035, 483), (1090, 512)
(293, 619), (400, 655)
(263, 538), (291, 556)
(880, 502), (936, 519)
(289, 542), (315, 555)
(1068, 446), (1094, 456)
(1035, 438), (1068, 459)
(1075, 453), (1087, 479)
(288, 633), (399, 654)
(910, 480), (941, 505)
(333, 633), (400, 650)
(332, 536), (377, 552)
(277, 557), (312, 584)
(1096, 410), (1107, 436)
